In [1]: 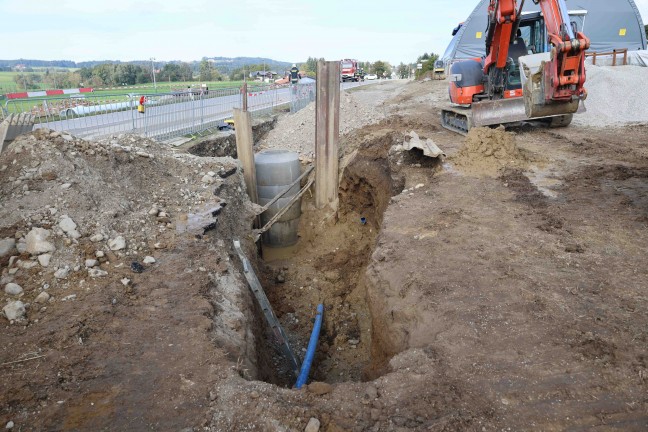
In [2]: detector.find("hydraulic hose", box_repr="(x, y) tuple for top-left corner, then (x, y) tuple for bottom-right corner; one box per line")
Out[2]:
(295, 304), (324, 389)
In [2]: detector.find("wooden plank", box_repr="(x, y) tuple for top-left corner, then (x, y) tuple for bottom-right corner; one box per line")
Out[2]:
(232, 240), (300, 377)
(315, 61), (340, 210)
(233, 108), (258, 205)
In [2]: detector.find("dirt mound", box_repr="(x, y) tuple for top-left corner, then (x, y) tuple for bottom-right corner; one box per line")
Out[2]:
(451, 126), (528, 177)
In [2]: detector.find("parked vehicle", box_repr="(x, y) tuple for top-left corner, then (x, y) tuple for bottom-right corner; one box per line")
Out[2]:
(340, 59), (361, 82)
(365, 74), (378, 80)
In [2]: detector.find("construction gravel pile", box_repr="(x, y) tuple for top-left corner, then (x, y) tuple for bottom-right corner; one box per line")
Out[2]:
(257, 91), (383, 160)
(574, 65), (648, 127)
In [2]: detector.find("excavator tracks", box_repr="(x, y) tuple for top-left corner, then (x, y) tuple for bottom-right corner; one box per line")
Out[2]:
(441, 107), (472, 136)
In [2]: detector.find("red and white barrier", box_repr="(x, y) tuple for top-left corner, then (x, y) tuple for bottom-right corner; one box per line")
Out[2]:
(5, 87), (94, 100)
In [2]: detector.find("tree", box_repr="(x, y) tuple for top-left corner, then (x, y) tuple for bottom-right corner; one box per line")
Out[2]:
(415, 52), (439, 79)
(396, 63), (409, 79)
(199, 59), (214, 82)
(372, 60), (392, 78)
(13, 73), (42, 90)
(179, 63), (194, 81)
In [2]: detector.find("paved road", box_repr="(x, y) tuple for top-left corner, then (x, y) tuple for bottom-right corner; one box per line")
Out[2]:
(35, 81), (372, 141)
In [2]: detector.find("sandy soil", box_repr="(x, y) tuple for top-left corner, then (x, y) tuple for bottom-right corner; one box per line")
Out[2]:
(1, 78), (647, 432)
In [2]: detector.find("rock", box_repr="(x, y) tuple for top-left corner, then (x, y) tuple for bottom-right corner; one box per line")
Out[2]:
(15, 241), (26, 254)
(60, 183), (72, 189)
(18, 260), (38, 269)
(90, 234), (104, 242)
(304, 417), (320, 432)
(95, 251), (105, 258)
(143, 256), (156, 264)
(34, 291), (50, 303)
(202, 175), (216, 184)
(108, 236), (126, 251)
(54, 268), (69, 279)
(275, 272), (286, 284)
(38, 253), (52, 267)
(307, 382), (333, 396)
(120, 278), (131, 286)
(414, 183), (425, 189)
(131, 262), (144, 273)
(250, 390), (260, 399)
(61, 134), (73, 141)
(5, 420), (14, 430)
(0, 238), (16, 258)
(148, 207), (159, 216)
(85, 259), (98, 268)
(565, 244), (585, 253)
(3, 301), (26, 321)
(219, 166), (237, 178)
(58, 215), (78, 235)
(25, 228), (56, 255)
(4, 283), (23, 296)
(88, 268), (108, 278)
(365, 385), (379, 400)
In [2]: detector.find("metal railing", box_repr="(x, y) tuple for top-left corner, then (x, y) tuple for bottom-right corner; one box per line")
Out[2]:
(2, 80), (376, 141)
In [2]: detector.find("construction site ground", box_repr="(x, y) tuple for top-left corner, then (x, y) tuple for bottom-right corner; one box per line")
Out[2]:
(1, 75), (647, 431)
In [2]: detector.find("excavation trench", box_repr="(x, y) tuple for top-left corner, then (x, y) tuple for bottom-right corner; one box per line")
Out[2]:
(252, 130), (430, 386)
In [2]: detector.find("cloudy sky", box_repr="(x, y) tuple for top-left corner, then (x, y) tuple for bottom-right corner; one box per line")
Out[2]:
(1, 0), (647, 65)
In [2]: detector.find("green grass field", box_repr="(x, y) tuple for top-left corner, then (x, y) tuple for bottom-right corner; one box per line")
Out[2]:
(0, 71), (266, 96)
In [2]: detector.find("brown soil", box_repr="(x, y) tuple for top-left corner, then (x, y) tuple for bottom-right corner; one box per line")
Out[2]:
(2, 79), (647, 432)
(451, 126), (530, 177)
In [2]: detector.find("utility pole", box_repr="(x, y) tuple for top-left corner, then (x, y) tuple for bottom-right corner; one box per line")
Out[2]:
(150, 57), (157, 93)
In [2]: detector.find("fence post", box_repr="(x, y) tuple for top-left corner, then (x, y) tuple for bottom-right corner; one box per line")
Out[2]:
(315, 61), (340, 211)
(129, 95), (135, 132)
(242, 82), (248, 112)
(233, 108), (258, 205)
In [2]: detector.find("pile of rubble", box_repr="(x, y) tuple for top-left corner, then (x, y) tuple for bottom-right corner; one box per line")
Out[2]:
(0, 128), (252, 325)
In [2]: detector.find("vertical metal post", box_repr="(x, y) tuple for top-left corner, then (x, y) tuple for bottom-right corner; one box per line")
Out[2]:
(315, 61), (340, 211)
(233, 108), (258, 205)
(242, 82), (248, 112)
(130, 95), (135, 131)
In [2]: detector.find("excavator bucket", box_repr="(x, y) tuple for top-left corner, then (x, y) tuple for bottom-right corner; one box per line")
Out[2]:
(471, 97), (530, 127)
(520, 53), (580, 118)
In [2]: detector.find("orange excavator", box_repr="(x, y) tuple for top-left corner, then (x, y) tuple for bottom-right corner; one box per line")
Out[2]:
(441, 0), (590, 134)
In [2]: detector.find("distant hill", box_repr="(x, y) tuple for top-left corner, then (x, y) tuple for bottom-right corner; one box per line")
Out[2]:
(205, 57), (292, 73)
(0, 57), (293, 74)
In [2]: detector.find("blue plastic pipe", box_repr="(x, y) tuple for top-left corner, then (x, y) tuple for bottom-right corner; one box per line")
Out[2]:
(295, 304), (324, 389)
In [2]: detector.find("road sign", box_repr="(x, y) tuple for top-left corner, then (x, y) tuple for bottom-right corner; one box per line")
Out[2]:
(417, 63), (423, 70)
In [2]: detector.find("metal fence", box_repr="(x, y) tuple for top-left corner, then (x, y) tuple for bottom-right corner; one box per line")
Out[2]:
(290, 83), (316, 113)
(1, 85), (289, 141)
(1, 80), (377, 141)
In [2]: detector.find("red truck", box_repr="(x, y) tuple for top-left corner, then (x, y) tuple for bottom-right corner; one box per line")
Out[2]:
(340, 59), (362, 82)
